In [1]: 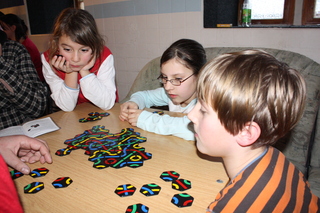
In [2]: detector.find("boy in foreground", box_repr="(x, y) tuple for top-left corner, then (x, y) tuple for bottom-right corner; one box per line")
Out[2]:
(188, 50), (319, 212)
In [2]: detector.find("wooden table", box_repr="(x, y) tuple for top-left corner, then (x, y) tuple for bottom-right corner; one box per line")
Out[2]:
(13, 103), (228, 213)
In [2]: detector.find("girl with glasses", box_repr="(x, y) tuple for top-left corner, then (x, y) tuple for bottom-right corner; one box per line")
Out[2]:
(119, 39), (206, 141)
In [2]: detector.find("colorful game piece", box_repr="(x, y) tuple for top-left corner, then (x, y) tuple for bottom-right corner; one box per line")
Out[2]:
(171, 193), (194, 207)
(79, 115), (102, 123)
(171, 179), (192, 191)
(79, 118), (88, 123)
(30, 167), (49, 178)
(125, 203), (149, 213)
(10, 169), (24, 180)
(152, 111), (164, 115)
(52, 177), (73, 188)
(114, 184), (136, 197)
(79, 112), (110, 123)
(88, 112), (109, 117)
(55, 148), (72, 156)
(159, 171), (180, 182)
(140, 183), (161, 196)
(24, 182), (44, 194)
(98, 112), (110, 117)
(88, 112), (100, 116)
(55, 125), (152, 169)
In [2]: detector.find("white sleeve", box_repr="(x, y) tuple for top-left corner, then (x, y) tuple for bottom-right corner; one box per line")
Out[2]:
(41, 54), (78, 112)
(79, 54), (116, 110)
(137, 111), (195, 141)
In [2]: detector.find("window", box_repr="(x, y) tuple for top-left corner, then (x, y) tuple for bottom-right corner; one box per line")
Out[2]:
(302, 0), (320, 24)
(203, 0), (320, 28)
(238, 0), (295, 25)
(237, 0), (320, 26)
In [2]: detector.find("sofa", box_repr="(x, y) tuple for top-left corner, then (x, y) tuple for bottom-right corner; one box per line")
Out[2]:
(121, 47), (320, 197)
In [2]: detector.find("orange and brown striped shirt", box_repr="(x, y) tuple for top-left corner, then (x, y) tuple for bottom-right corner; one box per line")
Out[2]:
(207, 147), (319, 213)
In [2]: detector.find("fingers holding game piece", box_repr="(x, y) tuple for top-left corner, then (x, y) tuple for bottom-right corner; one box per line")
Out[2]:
(119, 101), (139, 121)
(0, 135), (52, 175)
(127, 109), (143, 126)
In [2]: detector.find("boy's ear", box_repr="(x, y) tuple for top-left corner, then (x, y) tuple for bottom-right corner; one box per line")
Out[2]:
(235, 122), (261, 147)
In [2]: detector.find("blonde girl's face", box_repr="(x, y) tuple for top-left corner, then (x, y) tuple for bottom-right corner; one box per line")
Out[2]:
(161, 58), (197, 107)
(58, 34), (93, 72)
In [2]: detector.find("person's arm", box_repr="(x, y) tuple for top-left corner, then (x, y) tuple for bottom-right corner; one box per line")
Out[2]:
(0, 135), (52, 174)
(41, 54), (79, 111)
(137, 111), (195, 141)
(0, 42), (48, 118)
(0, 155), (24, 213)
(79, 54), (116, 110)
(130, 87), (170, 109)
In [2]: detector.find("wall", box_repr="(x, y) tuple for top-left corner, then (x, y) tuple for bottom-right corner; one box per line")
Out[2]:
(1, 0), (320, 101)
(84, 0), (320, 101)
(0, 5), (51, 52)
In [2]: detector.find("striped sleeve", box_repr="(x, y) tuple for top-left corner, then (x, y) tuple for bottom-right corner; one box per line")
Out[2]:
(207, 147), (319, 213)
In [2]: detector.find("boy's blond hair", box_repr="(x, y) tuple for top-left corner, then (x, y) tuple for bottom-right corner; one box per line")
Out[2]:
(197, 50), (306, 148)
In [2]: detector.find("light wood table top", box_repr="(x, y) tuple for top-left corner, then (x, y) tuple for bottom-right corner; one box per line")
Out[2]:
(13, 103), (228, 213)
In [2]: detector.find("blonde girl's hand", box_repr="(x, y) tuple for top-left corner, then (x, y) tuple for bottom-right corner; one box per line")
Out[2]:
(119, 101), (139, 121)
(127, 109), (143, 127)
(51, 55), (73, 73)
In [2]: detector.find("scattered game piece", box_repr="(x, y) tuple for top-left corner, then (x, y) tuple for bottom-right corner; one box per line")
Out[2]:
(125, 203), (149, 213)
(216, 179), (224, 183)
(79, 112), (110, 123)
(30, 167), (49, 178)
(52, 177), (73, 188)
(172, 179), (192, 191)
(55, 125), (152, 169)
(152, 111), (164, 115)
(79, 115), (102, 123)
(10, 169), (24, 180)
(115, 184), (136, 197)
(24, 182), (44, 194)
(140, 183), (161, 196)
(55, 148), (72, 156)
(90, 112), (109, 117)
(171, 193), (194, 208)
(159, 171), (180, 182)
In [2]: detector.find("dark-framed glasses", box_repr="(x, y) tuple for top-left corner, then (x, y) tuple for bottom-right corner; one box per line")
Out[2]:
(157, 73), (194, 86)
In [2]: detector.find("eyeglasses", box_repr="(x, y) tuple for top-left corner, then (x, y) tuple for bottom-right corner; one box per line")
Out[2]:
(157, 73), (194, 86)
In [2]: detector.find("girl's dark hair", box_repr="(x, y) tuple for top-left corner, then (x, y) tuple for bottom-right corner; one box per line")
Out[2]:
(160, 39), (206, 76)
(49, 8), (104, 60)
(0, 14), (28, 41)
